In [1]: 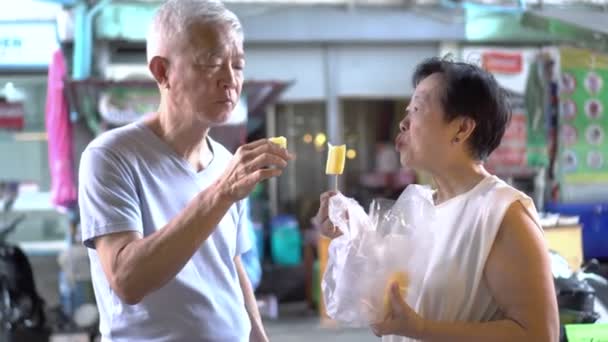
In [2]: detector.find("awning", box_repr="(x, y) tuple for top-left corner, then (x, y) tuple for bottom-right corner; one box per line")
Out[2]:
(521, 7), (608, 52)
(65, 78), (291, 136)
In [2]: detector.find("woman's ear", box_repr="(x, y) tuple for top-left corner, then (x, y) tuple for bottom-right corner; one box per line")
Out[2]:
(452, 117), (476, 145)
(148, 56), (170, 89)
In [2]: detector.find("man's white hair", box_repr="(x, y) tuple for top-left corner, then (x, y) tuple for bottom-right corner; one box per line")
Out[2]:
(146, 0), (243, 63)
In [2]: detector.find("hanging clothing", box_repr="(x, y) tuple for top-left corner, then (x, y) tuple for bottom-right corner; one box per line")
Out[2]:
(45, 49), (77, 208)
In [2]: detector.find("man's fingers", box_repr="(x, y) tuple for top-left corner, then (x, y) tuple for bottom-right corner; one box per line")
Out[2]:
(239, 140), (295, 165)
(227, 166), (282, 200)
(240, 138), (271, 151)
(251, 168), (283, 183)
(249, 153), (288, 170)
(250, 140), (293, 161)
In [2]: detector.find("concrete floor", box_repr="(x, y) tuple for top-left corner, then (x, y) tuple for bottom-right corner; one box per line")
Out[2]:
(27, 252), (608, 341)
(29, 254), (376, 341)
(266, 319), (376, 341)
(265, 303), (377, 341)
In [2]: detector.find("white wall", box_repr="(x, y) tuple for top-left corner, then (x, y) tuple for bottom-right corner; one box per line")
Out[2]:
(333, 44), (438, 98)
(0, 0), (62, 21)
(244, 46), (327, 101)
(244, 44), (438, 101)
(105, 43), (440, 101)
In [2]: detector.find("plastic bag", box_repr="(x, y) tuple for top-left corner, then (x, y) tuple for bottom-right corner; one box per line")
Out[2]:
(321, 184), (436, 326)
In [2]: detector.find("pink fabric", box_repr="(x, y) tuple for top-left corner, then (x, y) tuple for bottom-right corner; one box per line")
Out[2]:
(45, 50), (77, 208)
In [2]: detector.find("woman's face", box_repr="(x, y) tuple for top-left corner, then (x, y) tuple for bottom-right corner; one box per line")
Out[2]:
(394, 73), (458, 171)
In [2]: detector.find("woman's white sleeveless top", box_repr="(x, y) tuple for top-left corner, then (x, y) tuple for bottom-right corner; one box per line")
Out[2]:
(384, 175), (541, 342)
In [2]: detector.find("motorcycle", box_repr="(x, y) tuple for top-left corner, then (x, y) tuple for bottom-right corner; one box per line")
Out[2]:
(551, 250), (608, 341)
(0, 213), (50, 341)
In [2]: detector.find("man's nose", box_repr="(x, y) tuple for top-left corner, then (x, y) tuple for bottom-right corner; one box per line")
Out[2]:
(218, 64), (237, 89)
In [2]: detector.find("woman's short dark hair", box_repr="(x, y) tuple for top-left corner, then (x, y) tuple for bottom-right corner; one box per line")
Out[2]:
(412, 57), (512, 160)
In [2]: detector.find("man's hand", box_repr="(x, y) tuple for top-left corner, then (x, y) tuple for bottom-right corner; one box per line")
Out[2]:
(313, 191), (343, 239)
(217, 139), (294, 202)
(370, 282), (425, 339)
(250, 328), (270, 342)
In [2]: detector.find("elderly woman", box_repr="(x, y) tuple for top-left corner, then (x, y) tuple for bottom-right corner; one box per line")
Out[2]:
(316, 58), (559, 342)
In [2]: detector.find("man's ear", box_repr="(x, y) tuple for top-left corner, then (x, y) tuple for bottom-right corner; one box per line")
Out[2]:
(149, 56), (170, 89)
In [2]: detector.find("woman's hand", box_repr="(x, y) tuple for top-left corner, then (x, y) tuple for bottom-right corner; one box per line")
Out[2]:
(313, 191), (343, 239)
(370, 283), (426, 339)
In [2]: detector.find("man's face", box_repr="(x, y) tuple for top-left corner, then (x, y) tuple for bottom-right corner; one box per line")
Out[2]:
(166, 22), (244, 126)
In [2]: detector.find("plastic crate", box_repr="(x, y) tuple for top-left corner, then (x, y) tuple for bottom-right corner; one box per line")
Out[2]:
(270, 215), (302, 266)
(545, 202), (608, 260)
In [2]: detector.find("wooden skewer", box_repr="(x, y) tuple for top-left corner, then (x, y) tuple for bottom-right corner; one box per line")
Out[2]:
(334, 175), (339, 192)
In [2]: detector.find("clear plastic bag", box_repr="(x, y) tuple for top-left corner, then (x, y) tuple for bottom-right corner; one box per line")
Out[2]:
(321, 185), (436, 326)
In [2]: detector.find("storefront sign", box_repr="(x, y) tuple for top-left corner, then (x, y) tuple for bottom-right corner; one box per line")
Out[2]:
(0, 21), (58, 68)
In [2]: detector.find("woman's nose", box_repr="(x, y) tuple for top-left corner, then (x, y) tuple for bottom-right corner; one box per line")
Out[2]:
(399, 116), (410, 132)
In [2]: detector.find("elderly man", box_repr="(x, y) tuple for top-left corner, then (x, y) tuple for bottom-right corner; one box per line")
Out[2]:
(78, 1), (291, 341)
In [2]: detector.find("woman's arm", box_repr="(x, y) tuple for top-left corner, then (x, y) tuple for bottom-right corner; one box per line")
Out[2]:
(372, 201), (560, 342)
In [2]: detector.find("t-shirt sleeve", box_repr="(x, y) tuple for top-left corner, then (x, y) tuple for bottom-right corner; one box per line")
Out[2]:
(235, 198), (253, 257)
(79, 147), (143, 249)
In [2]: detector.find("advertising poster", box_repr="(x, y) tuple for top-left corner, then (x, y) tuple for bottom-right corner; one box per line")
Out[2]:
(559, 47), (608, 183)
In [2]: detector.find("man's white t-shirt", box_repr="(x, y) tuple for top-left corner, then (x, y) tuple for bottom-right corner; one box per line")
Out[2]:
(79, 121), (252, 342)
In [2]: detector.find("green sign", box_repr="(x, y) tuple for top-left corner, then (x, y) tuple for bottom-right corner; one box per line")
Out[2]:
(565, 323), (608, 341)
(559, 47), (608, 183)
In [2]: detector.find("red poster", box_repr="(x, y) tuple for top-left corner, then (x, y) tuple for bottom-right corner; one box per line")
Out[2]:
(482, 52), (523, 74)
(0, 102), (25, 130)
(486, 111), (527, 168)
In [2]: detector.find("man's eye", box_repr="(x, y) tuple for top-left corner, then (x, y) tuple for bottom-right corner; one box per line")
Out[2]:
(200, 59), (222, 67)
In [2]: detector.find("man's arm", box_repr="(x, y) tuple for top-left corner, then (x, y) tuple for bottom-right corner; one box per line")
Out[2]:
(92, 140), (291, 305)
(95, 182), (232, 304)
(235, 255), (268, 342)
